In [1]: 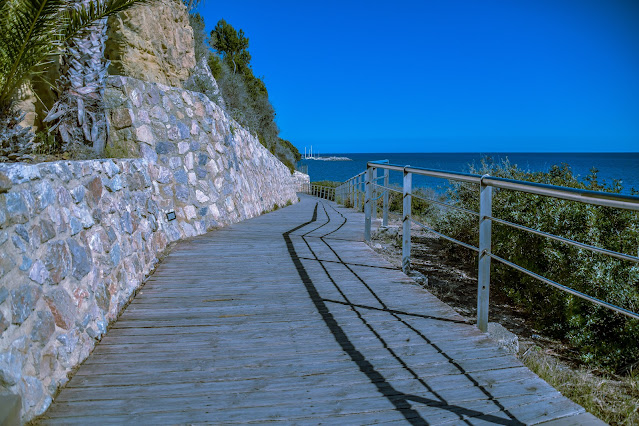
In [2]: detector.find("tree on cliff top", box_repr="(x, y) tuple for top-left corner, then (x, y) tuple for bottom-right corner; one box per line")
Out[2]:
(188, 17), (300, 172)
(210, 18), (250, 74)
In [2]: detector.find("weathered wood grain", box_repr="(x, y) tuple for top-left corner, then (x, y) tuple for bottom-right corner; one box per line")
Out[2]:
(38, 194), (600, 425)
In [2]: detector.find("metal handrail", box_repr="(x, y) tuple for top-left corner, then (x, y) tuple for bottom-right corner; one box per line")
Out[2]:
(332, 160), (639, 331)
(411, 193), (480, 217)
(307, 184), (337, 202)
(373, 183), (402, 194)
(411, 218), (480, 253)
(488, 252), (639, 320)
(489, 215), (639, 263)
(368, 160), (639, 211)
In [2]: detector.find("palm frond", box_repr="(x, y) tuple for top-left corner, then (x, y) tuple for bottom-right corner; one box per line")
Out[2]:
(0, 0), (149, 107)
(0, 0), (68, 104)
(62, 0), (150, 42)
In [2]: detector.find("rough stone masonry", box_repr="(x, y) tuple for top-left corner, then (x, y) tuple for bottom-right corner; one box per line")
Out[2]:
(0, 75), (308, 422)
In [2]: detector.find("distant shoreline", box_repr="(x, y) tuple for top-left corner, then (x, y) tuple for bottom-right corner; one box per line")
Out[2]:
(305, 156), (352, 161)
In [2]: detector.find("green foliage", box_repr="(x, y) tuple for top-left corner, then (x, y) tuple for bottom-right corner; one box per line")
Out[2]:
(200, 19), (299, 171)
(0, 0), (146, 109)
(280, 138), (301, 162)
(185, 15), (300, 174)
(210, 18), (250, 74)
(433, 158), (639, 371)
(385, 186), (440, 221)
(188, 12), (208, 62)
(103, 138), (136, 158)
(207, 54), (223, 80)
(181, 0), (200, 12)
(312, 180), (340, 188)
(32, 122), (57, 155)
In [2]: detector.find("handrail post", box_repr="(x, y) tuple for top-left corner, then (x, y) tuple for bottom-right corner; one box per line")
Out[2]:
(353, 178), (357, 208)
(371, 168), (377, 221)
(365, 167), (372, 241)
(383, 168), (389, 226)
(349, 179), (354, 207)
(402, 169), (412, 274)
(477, 175), (492, 332)
(355, 176), (361, 211)
(360, 175), (364, 211)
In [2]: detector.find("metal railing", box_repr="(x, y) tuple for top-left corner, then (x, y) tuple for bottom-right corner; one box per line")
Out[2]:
(331, 160), (639, 332)
(303, 183), (336, 201)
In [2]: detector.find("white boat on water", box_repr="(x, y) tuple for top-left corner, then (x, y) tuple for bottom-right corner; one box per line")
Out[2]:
(303, 146), (352, 161)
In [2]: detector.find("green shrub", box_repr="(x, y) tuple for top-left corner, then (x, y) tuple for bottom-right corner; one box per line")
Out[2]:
(312, 180), (340, 188)
(433, 158), (639, 372)
(386, 186), (441, 221)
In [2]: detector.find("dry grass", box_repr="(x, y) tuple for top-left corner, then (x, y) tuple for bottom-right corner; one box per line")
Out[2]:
(519, 344), (639, 425)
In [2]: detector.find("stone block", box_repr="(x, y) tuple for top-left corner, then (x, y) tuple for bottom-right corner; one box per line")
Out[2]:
(168, 157), (182, 170)
(45, 288), (77, 330)
(19, 256), (32, 272)
(178, 141), (189, 154)
(30, 309), (55, 345)
(175, 185), (189, 203)
(10, 284), (41, 325)
(5, 192), (29, 224)
(174, 169), (188, 185)
(103, 175), (123, 192)
(44, 241), (71, 284)
(28, 260), (49, 284)
(177, 121), (190, 139)
(0, 251), (16, 279)
(184, 205), (196, 220)
(197, 153), (208, 166)
(140, 143), (158, 163)
(85, 177), (103, 207)
(66, 239), (92, 280)
(155, 142), (175, 155)
(0, 350), (22, 387)
(70, 186), (86, 204)
(0, 171), (11, 193)
(487, 322), (519, 355)
(135, 125), (154, 144)
(102, 160), (121, 178)
(39, 219), (56, 243)
(110, 107), (133, 129)
(185, 152), (194, 170)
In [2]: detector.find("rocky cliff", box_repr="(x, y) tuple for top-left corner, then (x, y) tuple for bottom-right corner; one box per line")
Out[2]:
(104, 0), (196, 87)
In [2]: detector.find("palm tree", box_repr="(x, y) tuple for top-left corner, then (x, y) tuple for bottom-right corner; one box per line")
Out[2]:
(0, 0), (146, 157)
(45, 9), (111, 154)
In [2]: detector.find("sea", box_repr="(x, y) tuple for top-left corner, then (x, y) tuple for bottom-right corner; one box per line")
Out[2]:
(301, 152), (639, 195)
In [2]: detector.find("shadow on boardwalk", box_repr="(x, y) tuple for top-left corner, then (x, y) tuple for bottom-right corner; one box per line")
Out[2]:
(39, 194), (596, 425)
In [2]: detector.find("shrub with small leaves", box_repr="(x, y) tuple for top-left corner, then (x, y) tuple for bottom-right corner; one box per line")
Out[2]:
(433, 158), (639, 372)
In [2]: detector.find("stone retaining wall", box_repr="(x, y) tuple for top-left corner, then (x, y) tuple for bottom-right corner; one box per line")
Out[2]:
(0, 76), (303, 422)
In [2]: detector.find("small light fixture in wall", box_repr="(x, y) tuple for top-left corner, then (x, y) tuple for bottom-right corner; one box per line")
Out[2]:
(166, 211), (176, 221)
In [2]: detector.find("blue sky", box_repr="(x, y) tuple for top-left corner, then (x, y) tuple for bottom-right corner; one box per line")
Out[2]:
(196, 0), (639, 153)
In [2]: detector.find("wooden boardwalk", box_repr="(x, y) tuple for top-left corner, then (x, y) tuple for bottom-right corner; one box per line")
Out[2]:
(40, 194), (598, 425)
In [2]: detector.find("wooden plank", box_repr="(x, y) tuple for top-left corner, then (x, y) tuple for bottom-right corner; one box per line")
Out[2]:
(39, 194), (591, 425)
